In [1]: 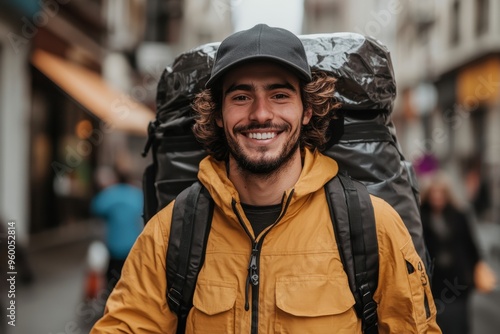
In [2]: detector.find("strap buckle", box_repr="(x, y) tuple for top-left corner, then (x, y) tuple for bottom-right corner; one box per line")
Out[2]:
(359, 283), (378, 330)
(141, 119), (159, 157)
(167, 288), (182, 313)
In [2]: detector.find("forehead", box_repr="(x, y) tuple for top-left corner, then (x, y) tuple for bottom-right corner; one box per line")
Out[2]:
(221, 61), (300, 90)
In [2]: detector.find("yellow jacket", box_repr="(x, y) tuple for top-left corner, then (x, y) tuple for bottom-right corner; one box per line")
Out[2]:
(91, 149), (441, 333)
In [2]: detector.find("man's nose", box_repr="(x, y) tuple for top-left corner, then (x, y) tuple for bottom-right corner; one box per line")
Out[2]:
(249, 97), (273, 123)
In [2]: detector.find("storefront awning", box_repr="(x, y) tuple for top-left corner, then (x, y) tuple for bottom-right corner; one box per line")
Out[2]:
(31, 49), (155, 137)
(457, 56), (500, 108)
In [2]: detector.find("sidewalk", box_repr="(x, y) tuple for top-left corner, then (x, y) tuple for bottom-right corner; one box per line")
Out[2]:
(470, 222), (500, 334)
(14, 220), (104, 334)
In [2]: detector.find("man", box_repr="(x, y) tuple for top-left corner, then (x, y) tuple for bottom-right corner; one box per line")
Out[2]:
(91, 24), (440, 333)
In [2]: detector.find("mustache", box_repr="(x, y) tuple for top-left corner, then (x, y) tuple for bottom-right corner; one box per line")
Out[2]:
(234, 122), (290, 133)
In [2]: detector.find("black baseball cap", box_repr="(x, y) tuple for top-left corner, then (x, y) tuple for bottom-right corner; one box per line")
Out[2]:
(205, 24), (312, 88)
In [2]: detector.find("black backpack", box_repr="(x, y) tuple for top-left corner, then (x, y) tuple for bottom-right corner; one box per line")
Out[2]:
(141, 32), (427, 333)
(166, 173), (378, 334)
(142, 33), (426, 264)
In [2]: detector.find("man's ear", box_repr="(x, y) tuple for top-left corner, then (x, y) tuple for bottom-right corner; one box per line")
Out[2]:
(216, 116), (223, 128)
(302, 107), (313, 125)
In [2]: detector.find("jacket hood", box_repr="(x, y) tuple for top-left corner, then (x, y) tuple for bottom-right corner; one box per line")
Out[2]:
(197, 149), (339, 208)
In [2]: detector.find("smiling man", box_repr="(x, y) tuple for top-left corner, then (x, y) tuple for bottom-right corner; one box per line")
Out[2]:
(91, 24), (441, 333)
(221, 63), (305, 175)
(219, 61), (309, 203)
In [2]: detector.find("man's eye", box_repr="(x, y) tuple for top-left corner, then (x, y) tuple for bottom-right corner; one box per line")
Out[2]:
(233, 95), (249, 101)
(273, 93), (288, 99)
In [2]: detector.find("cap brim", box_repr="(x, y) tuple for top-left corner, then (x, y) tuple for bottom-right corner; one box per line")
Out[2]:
(205, 55), (312, 88)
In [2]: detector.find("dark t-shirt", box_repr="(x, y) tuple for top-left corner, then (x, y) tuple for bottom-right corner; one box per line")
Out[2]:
(241, 203), (282, 237)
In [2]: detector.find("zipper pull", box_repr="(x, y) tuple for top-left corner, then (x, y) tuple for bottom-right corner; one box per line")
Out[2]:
(245, 274), (251, 311)
(249, 245), (259, 286)
(245, 243), (260, 311)
(249, 252), (259, 286)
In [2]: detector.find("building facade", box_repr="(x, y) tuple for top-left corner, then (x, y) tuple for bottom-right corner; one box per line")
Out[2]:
(0, 2), (34, 245)
(394, 0), (500, 224)
(0, 0), (156, 243)
(0, 0), (237, 243)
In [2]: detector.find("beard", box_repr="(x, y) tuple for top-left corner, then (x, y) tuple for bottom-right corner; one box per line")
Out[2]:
(226, 122), (301, 177)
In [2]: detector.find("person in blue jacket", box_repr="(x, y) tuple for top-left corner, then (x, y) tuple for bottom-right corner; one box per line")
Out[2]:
(91, 166), (143, 294)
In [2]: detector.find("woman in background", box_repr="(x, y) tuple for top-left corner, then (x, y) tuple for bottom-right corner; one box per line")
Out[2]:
(420, 172), (496, 334)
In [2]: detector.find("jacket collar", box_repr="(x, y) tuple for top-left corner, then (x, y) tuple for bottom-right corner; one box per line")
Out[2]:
(198, 149), (339, 209)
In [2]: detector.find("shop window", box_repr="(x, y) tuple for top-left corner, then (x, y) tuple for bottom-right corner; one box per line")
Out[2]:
(475, 0), (489, 36)
(450, 0), (460, 46)
(471, 106), (486, 154)
(144, 0), (183, 43)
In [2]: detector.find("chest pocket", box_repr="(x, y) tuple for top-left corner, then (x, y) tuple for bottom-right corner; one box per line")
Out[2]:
(275, 275), (360, 333)
(188, 279), (237, 334)
(401, 240), (434, 333)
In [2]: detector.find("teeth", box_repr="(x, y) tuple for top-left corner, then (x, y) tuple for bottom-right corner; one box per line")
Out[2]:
(248, 132), (276, 140)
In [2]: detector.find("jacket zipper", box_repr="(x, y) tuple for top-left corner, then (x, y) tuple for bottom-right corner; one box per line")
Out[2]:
(232, 190), (294, 334)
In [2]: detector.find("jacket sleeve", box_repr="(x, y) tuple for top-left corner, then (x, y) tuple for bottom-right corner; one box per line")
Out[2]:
(90, 204), (178, 333)
(371, 196), (442, 334)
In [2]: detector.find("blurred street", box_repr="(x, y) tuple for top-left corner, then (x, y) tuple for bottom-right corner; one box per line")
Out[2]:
(1, 1), (500, 333)
(15, 221), (104, 334)
(471, 290), (500, 334)
(470, 222), (500, 334)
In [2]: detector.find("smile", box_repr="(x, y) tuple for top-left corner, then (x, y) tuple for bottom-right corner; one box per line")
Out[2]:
(246, 132), (277, 140)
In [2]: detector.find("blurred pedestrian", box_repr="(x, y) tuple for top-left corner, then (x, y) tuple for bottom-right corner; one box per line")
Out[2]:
(91, 166), (143, 296)
(420, 171), (497, 334)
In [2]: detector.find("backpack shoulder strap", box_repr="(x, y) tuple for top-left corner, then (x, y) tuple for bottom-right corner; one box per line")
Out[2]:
(166, 181), (214, 334)
(325, 172), (379, 334)
(166, 176), (378, 333)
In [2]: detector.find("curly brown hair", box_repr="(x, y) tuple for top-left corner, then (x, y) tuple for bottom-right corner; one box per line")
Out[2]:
(192, 71), (341, 161)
